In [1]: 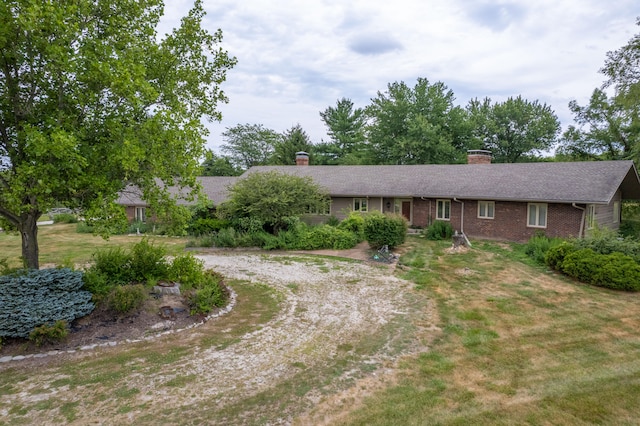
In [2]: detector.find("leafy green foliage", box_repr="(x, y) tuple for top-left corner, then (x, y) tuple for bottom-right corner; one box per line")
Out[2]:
(0, 269), (94, 338)
(107, 284), (147, 314)
(544, 242), (578, 270)
(573, 228), (640, 263)
(424, 221), (453, 241)
(467, 96), (560, 163)
(200, 151), (242, 176)
(524, 233), (565, 264)
(168, 253), (206, 291)
(317, 98), (367, 165)
(271, 124), (314, 165)
(90, 247), (134, 287)
(366, 78), (471, 165)
(296, 225), (360, 250)
(0, 0), (236, 268)
(559, 249), (640, 291)
(337, 211), (366, 240)
(363, 212), (408, 249)
(220, 171), (330, 233)
(187, 218), (232, 236)
(220, 123), (280, 170)
(184, 271), (228, 315)
(129, 239), (168, 283)
(29, 320), (69, 347)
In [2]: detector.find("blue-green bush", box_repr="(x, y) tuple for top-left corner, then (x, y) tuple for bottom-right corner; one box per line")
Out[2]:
(0, 269), (94, 338)
(364, 212), (408, 249)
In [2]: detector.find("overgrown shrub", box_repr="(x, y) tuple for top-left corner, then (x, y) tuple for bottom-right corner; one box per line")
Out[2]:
(337, 212), (366, 240)
(544, 242), (578, 270)
(90, 246), (133, 286)
(212, 227), (241, 248)
(296, 225), (359, 250)
(53, 213), (78, 224)
(559, 249), (640, 291)
(128, 238), (168, 283)
(187, 218), (231, 236)
(185, 271), (227, 315)
(29, 320), (69, 346)
(619, 220), (640, 238)
(560, 248), (604, 283)
(107, 284), (147, 314)
(524, 233), (565, 264)
(424, 220), (453, 241)
(363, 212), (408, 249)
(325, 215), (340, 227)
(575, 227), (640, 263)
(0, 268), (94, 338)
(169, 253), (206, 290)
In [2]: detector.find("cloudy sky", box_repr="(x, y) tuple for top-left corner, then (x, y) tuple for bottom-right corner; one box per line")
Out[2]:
(160, 0), (638, 153)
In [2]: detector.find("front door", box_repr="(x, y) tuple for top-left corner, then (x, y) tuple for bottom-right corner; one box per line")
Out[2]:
(401, 201), (411, 222)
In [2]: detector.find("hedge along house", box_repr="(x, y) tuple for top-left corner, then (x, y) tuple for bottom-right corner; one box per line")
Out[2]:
(115, 176), (238, 222)
(245, 151), (640, 243)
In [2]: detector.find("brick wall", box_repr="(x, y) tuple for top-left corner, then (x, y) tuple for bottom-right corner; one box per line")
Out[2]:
(413, 198), (585, 242)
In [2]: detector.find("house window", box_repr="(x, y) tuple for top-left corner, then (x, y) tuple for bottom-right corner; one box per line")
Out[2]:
(613, 201), (620, 223)
(353, 198), (368, 212)
(135, 207), (146, 223)
(306, 202), (330, 215)
(527, 203), (547, 228)
(436, 199), (451, 221)
(586, 204), (596, 229)
(478, 201), (495, 219)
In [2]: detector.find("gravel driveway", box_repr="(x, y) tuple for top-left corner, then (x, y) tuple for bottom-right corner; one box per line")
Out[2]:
(0, 251), (435, 425)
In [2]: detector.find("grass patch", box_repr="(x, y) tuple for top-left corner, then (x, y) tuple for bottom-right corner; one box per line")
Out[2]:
(0, 223), (188, 268)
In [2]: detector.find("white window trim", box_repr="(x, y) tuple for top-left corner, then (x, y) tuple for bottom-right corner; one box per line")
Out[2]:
(135, 207), (146, 223)
(436, 199), (451, 221)
(527, 203), (547, 228)
(586, 204), (596, 229)
(353, 198), (368, 213)
(477, 201), (495, 219)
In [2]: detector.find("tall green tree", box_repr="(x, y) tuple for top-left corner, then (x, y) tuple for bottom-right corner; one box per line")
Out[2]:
(366, 78), (471, 165)
(318, 98), (367, 164)
(467, 96), (560, 163)
(560, 18), (640, 161)
(201, 151), (241, 176)
(271, 124), (313, 165)
(0, 0), (236, 269)
(220, 123), (279, 170)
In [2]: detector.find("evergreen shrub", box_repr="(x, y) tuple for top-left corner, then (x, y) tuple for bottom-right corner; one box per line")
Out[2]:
(0, 268), (94, 338)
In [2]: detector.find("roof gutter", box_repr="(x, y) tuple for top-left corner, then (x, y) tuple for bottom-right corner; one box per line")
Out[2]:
(572, 203), (586, 239)
(453, 198), (472, 247)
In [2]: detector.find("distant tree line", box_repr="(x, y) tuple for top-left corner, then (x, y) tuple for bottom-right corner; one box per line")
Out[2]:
(203, 18), (640, 174)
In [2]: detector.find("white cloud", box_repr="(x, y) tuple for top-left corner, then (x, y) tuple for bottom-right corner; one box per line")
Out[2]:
(161, 0), (639, 151)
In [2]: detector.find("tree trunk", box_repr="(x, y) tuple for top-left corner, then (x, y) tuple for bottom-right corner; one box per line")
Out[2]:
(18, 213), (39, 269)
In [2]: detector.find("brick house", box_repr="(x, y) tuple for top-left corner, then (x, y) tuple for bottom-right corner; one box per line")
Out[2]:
(117, 151), (640, 243)
(116, 176), (238, 223)
(245, 151), (640, 243)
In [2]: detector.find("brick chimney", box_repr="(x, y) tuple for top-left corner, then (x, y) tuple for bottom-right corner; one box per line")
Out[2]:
(467, 150), (492, 164)
(295, 151), (309, 166)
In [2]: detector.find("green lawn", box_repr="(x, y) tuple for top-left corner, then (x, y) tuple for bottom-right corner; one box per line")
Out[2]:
(0, 223), (189, 268)
(2, 231), (640, 424)
(337, 238), (640, 425)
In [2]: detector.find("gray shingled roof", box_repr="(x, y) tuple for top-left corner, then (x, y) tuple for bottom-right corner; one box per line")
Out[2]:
(115, 176), (238, 206)
(245, 160), (640, 204)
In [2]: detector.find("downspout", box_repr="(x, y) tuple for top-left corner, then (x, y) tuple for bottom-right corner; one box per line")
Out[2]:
(572, 203), (586, 239)
(453, 198), (472, 247)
